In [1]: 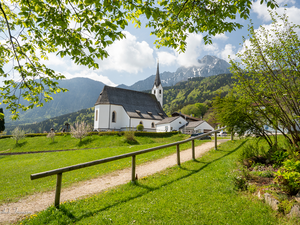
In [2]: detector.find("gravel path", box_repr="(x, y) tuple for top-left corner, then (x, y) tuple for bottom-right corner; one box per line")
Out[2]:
(0, 140), (227, 224)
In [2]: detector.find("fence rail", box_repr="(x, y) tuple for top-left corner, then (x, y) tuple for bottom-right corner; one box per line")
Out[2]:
(31, 127), (226, 208)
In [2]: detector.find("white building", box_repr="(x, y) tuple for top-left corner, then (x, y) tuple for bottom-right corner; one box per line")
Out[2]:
(180, 121), (214, 134)
(156, 116), (187, 132)
(94, 63), (167, 131)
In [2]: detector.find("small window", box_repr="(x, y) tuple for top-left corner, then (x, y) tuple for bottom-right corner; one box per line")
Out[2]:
(139, 121), (143, 125)
(179, 122), (181, 124)
(95, 110), (98, 121)
(159, 90), (161, 94)
(151, 122), (155, 128)
(112, 111), (116, 123)
(154, 90), (156, 94)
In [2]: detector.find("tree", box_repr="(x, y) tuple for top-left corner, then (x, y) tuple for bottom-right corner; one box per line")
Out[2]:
(11, 126), (25, 144)
(0, 108), (4, 133)
(47, 130), (55, 143)
(229, 12), (300, 147)
(213, 93), (275, 146)
(181, 103), (207, 118)
(70, 121), (90, 142)
(0, 0), (278, 118)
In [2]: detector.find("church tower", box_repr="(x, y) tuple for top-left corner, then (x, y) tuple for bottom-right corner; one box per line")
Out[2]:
(152, 61), (163, 107)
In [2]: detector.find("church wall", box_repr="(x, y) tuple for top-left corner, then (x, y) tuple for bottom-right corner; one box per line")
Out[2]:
(110, 105), (129, 130)
(131, 118), (158, 132)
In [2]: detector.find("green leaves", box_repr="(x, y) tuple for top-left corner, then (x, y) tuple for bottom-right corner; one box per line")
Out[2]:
(0, 0), (279, 119)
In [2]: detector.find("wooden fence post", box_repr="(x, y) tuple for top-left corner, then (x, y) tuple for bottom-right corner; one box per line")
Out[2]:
(177, 144), (180, 166)
(215, 132), (217, 150)
(192, 140), (195, 160)
(55, 173), (62, 208)
(131, 155), (136, 183)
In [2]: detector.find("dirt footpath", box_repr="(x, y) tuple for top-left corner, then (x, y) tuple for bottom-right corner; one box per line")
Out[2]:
(0, 140), (227, 224)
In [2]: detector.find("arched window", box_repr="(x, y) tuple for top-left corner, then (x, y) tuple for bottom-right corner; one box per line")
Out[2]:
(151, 122), (155, 128)
(95, 110), (98, 121)
(112, 111), (116, 123)
(154, 90), (156, 94)
(159, 90), (161, 94)
(139, 121), (143, 125)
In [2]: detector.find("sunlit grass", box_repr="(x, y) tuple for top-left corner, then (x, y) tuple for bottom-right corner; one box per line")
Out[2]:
(18, 139), (295, 225)
(0, 134), (209, 204)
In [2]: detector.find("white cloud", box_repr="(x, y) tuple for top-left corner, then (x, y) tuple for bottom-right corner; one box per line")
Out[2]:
(63, 70), (117, 86)
(156, 51), (177, 66)
(176, 33), (203, 67)
(218, 44), (236, 62)
(203, 43), (219, 53)
(212, 33), (229, 41)
(252, 1), (300, 24)
(99, 31), (155, 73)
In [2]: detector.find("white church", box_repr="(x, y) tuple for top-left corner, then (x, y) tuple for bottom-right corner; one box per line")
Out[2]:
(94, 63), (214, 133)
(94, 63), (167, 131)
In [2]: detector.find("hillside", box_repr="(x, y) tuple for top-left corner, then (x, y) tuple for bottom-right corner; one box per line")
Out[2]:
(4, 107), (94, 134)
(162, 73), (234, 115)
(3, 78), (104, 127)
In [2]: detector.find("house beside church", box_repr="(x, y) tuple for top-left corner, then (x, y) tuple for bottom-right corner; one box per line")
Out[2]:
(94, 63), (167, 131)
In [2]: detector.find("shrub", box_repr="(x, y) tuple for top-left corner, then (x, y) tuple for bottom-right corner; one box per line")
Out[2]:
(11, 127), (25, 145)
(136, 124), (144, 131)
(70, 121), (91, 142)
(239, 142), (267, 166)
(274, 159), (300, 195)
(124, 130), (135, 141)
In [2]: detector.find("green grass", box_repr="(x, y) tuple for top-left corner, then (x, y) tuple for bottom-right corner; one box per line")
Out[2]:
(0, 134), (189, 153)
(1, 134), (209, 204)
(18, 139), (297, 225)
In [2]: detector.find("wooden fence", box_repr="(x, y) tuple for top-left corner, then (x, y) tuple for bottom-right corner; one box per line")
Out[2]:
(31, 127), (226, 208)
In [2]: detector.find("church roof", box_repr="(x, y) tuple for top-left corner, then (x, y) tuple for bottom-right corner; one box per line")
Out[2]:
(153, 62), (161, 87)
(95, 86), (167, 120)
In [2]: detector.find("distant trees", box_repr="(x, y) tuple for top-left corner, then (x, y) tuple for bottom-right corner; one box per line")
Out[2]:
(70, 121), (91, 142)
(0, 108), (4, 133)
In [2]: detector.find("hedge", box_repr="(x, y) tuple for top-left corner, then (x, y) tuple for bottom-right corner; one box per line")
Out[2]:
(0, 131), (180, 139)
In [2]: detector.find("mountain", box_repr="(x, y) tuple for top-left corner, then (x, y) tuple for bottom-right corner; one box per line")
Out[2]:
(3, 78), (105, 127)
(118, 55), (230, 91)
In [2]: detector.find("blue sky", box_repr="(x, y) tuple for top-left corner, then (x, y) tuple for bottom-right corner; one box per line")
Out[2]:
(3, 0), (300, 87)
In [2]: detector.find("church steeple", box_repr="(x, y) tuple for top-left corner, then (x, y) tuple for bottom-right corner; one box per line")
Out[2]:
(154, 61), (161, 87)
(152, 60), (163, 107)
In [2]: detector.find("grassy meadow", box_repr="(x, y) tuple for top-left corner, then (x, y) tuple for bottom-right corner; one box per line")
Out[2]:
(18, 138), (298, 225)
(1, 133), (209, 204)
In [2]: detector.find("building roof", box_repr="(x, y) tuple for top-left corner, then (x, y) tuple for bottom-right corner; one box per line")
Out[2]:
(156, 116), (183, 125)
(185, 121), (205, 129)
(95, 86), (167, 120)
(171, 112), (201, 122)
(153, 62), (161, 87)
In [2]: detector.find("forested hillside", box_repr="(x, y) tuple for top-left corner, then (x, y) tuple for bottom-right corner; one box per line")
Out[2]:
(4, 108), (94, 134)
(162, 73), (235, 115)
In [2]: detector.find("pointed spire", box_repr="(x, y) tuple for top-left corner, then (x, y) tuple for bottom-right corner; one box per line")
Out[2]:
(154, 60), (161, 87)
